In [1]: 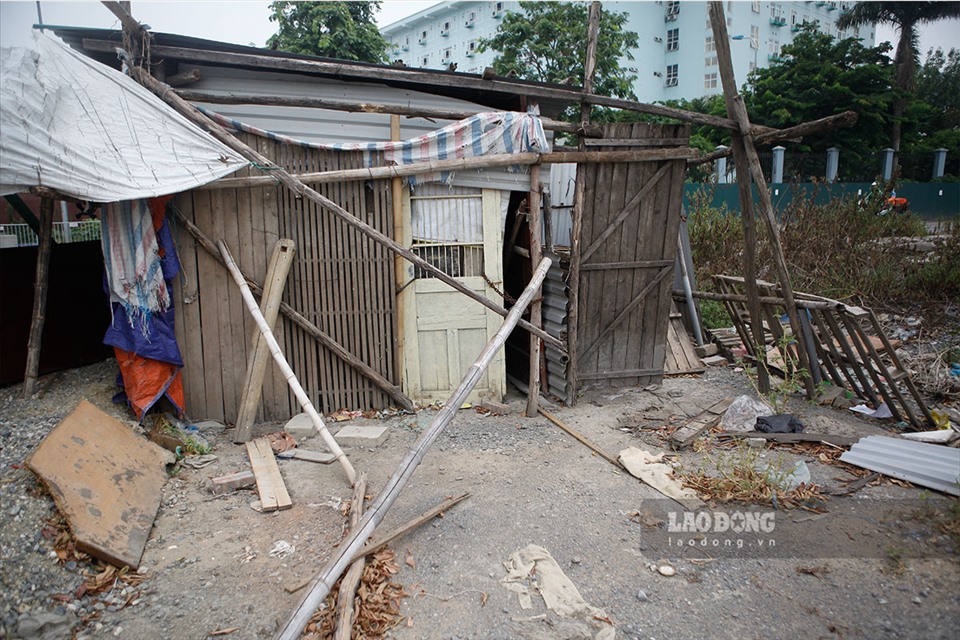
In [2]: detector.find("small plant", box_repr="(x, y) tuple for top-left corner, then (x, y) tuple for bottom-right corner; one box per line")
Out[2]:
(883, 545), (908, 575)
(740, 334), (810, 414)
(699, 299), (731, 330)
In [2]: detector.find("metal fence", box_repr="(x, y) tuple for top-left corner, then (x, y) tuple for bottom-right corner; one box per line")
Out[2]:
(0, 221), (101, 248)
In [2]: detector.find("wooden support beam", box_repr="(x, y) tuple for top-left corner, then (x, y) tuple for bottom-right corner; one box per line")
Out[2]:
(82, 37), (772, 133)
(710, 1), (813, 396)
(274, 258), (551, 640)
(234, 239), (296, 443)
(538, 408), (622, 470)
(526, 163), (544, 417)
(333, 472), (367, 640)
(672, 289), (844, 310)
(219, 241), (357, 486)
(129, 67), (565, 352)
(173, 89), (601, 137)
(201, 149), (699, 191)
(22, 197), (54, 398)
(169, 206), (415, 411)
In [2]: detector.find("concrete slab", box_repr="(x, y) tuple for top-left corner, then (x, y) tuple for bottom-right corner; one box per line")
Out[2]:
(284, 412), (319, 438)
(334, 425), (390, 448)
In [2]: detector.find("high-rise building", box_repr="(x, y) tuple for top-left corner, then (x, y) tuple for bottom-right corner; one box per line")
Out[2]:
(381, 1), (876, 102)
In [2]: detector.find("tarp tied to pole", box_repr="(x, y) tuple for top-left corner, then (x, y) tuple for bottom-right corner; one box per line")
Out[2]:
(0, 32), (245, 201)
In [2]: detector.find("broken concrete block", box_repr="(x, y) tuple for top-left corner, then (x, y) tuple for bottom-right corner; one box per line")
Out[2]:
(335, 425), (390, 448)
(211, 470), (256, 494)
(695, 343), (718, 358)
(701, 355), (729, 367)
(284, 412), (319, 438)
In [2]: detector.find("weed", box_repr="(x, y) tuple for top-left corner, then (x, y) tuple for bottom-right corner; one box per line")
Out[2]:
(741, 334), (810, 414)
(883, 545), (908, 575)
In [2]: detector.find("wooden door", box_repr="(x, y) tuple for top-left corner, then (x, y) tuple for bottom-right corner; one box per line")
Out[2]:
(398, 185), (506, 404)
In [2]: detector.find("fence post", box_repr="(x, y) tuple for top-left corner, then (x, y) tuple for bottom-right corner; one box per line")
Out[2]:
(771, 145), (785, 184)
(932, 148), (947, 179)
(825, 147), (839, 182)
(716, 145), (729, 183)
(881, 148), (894, 181)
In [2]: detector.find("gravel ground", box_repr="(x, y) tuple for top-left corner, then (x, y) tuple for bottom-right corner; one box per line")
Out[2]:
(1, 358), (958, 640)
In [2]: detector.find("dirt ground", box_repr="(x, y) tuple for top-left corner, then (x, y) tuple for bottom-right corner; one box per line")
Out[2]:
(1, 359), (958, 640)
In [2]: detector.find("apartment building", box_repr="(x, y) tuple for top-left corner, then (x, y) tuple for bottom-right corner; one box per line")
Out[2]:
(380, 1), (876, 102)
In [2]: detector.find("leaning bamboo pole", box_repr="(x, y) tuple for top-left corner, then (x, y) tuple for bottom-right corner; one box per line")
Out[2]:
(22, 197), (54, 398)
(332, 472), (367, 640)
(218, 240), (357, 486)
(274, 257), (552, 640)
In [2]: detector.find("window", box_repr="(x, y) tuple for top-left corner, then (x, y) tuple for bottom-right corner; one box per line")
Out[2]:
(493, 1), (503, 16)
(422, 55), (430, 66)
(768, 39), (780, 55)
(666, 28), (679, 51)
(705, 35), (715, 52)
(443, 47), (452, 61)
(465, 10), (476, 26)
(419, 29), (428, 43)
(665, 1), (680, 20)
(704, 72), (718, 89)
(665, 63), (678, 86)
(752, 1), (760, 13)
(750, 25), (760, 48)
(467, 40), (477, 53)
(705, 55), (718, 67)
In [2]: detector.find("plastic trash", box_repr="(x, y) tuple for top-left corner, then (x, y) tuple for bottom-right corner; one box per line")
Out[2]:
(755, 414), (804, 433)
(762, 460), (810, 491)
(720, 395), (774, 432)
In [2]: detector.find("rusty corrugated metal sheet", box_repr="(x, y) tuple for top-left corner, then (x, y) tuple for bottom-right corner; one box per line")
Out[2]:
(840, 436), (960, 496)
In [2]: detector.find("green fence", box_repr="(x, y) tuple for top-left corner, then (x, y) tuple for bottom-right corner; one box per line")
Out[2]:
(684, 183), (960, 221)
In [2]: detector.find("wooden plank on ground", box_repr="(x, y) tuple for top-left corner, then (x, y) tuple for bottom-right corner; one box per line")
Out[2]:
(715, 431), (859, 447)
(669, 397), (733, 449)
(665, 301), (704, 375)
(246, 437), (292, 512)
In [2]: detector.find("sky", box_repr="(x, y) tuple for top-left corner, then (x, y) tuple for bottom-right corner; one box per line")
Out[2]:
(0, 1), (958, 56)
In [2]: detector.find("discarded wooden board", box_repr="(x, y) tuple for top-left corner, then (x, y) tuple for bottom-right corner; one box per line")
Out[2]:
(26, 399), (175, 569)
(664, 302), (705, 376)
(716, 431), (858, 447)
(211, 470), (256, 493)
(277, 449), (336, 464)
(246, 437), (292, 512)
(669, 397), (733, 450)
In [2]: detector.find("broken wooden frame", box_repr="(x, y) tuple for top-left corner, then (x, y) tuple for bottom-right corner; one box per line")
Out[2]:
(275, 258), (551, 640)
(701, 275), (933, 430)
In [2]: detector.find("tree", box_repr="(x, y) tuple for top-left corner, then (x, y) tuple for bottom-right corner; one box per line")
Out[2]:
(837, 1), (960, 162)
(900, 48), (960, 179)
(267, 1), (388, 63)
(742, 26), (897, 180)
(478, 1), (639, 119)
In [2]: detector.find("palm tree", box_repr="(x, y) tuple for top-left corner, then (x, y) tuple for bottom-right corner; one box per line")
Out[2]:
(837, 1), (960, 166)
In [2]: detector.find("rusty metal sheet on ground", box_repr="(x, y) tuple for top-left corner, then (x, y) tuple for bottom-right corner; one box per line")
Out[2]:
(26, 399), (175, 568)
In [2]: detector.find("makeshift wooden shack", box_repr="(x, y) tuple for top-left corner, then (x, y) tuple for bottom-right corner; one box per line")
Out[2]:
(42, 27), (697, 424)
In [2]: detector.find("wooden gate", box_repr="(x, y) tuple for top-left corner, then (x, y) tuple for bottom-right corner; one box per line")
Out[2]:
(398, 184), (506, 404)
(571, 123), (689, 390)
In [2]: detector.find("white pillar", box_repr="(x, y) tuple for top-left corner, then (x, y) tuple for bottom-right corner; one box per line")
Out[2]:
(933, 148), (947, 179)
(881, 148), (895, 181)
(771, 146), (785, 184)
(825, 147), (839, 182)
(716, 145), (729, 184)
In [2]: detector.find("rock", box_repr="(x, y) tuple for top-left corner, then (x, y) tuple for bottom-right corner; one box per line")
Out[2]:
(657, 565), (676, 577)
(695, 343), (718, 358)
(9, 504), (21, 517)
(283, 413), (319, 438)
(636, 589), (649, 602)
(16, 611), (75, 640)
(745, 438), (766, 449)
(912, 597), (922, 605)
(701, 355), (729, 367)
(334, 425), (390, 448)
(571, 556), (582, 565)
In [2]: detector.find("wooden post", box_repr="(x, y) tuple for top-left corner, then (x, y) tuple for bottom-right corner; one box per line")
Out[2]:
(526, 163), (544, 416)
(218, 241), (357, 486)
(390, 115), (407, 389)
(22, 197), (54, 398)
(708, 1), (812, 397)
(128, 65), (565, 353)
(332, 472), (367, 640)
(233, 239), (296, 443)
(274, 258), (551, 640)
(566, 1), (602, 406)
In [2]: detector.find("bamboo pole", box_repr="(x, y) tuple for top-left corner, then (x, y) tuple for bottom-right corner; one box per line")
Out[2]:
(200, 149), (699, 191)
(526, 163), (544, 417)
(174, 89), (601, 138)
(565, 1), (602, 407)
(169, 206), (414, 410)
(127, 65), (565, 352)
(332, 472), (367, 640)
(708, 1), (814, 398)
(218, 240), (357, 486)
(234, 239), (296, 443)
(274, 257), (551, 640)
(22, 197), (54, 399)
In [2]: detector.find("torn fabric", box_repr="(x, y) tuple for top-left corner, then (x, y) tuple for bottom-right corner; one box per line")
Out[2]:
(619, 447), (706, 510)
(0, 32), (245, 200)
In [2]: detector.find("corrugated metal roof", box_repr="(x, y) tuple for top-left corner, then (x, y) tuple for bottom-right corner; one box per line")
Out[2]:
(840, 436), (960, 496)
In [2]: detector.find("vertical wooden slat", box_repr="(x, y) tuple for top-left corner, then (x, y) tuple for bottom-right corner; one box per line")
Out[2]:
(171, 193), (204, 417)
(191, 188), (225, 420)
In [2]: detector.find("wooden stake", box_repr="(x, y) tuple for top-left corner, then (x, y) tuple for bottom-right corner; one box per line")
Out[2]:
(274, 258), (551, 640)
(708, 1), (812, 397)
(526, 163), (544, 417)
(22, 197), (55, 399)
(566, 1), (603, 407)
(218, 240), (356, 486)
(128, 66), (564, 353)
(169, 206), (414, 411)
(234, 239), (296, 443)
(538, 408), (622, 470)
(333, 472), (367, 640)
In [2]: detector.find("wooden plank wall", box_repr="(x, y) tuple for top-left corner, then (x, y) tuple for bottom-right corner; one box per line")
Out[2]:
(575, 123), (689, 388)
(171, 134), (397, 423)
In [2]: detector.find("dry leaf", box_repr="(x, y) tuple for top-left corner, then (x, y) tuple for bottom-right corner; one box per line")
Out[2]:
(480, 591), (488, 607)
(405, 555), (416, 569)
(406, 617), (414, 627)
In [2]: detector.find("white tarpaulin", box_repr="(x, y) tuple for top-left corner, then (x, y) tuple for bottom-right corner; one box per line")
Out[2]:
(0, 32), (245, 201)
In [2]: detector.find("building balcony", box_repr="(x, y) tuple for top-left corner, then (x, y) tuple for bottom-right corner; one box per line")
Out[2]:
(770, 17), (787, 26)
(768, 53), (784, 62)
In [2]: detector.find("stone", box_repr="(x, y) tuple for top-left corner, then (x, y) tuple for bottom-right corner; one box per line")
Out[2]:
(16, 611), (75, 640)
(334, 425), (390, 448)
(701, 355), (729, 367)
(695, 343), (718, 358)
(284, 413), (319, 438)
(636, 589), (649, 602)
(745, 438), (766, 449)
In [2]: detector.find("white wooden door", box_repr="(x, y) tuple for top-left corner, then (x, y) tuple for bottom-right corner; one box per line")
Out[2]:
(398, 185), (506, 405)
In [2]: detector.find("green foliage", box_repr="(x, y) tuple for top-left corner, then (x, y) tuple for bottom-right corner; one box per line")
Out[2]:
(267, 1), (387, 63)
(900, 48), (960, 180)
(743, 26), (897, 179)
(479, 1), (639, 120)
(698, 299), (731, 330)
